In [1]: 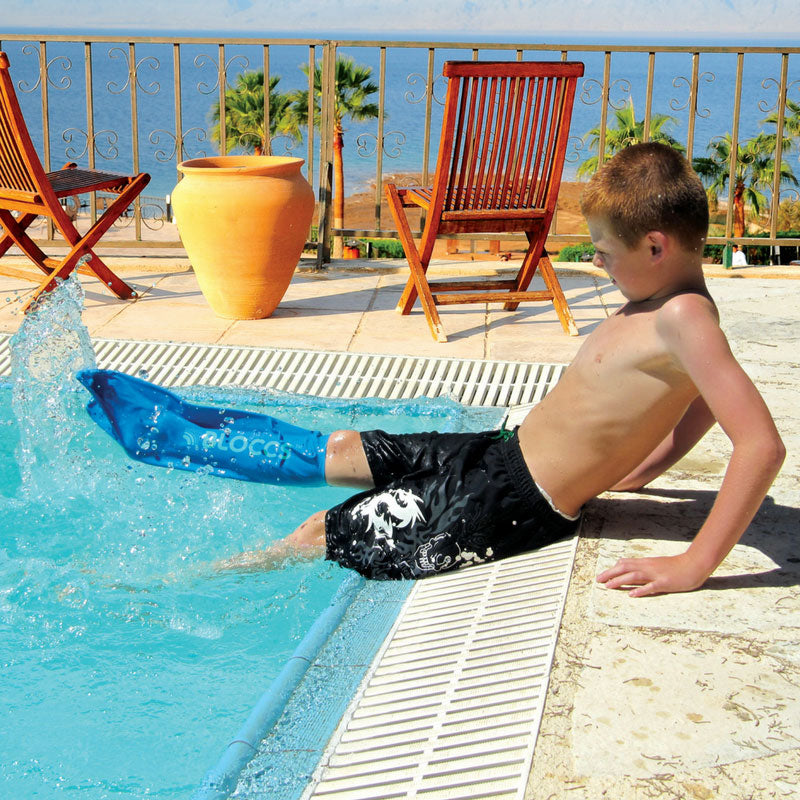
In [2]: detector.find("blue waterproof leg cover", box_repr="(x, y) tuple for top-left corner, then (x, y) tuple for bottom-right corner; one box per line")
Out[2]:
(76, 369), (330, 485)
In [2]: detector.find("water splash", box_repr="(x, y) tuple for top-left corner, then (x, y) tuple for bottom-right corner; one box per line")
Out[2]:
(9, 275), (96, 496)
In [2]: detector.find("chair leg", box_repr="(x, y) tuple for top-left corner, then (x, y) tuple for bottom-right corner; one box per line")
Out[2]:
(25, 176), (150, 308)
(385, 185), (447, 343)
(0, 210), (53, 275)
(538, 253), (579, 336)
(0, 212), (39, 260)
(504, 231), (546, 311)
(503, 233), (578, 335)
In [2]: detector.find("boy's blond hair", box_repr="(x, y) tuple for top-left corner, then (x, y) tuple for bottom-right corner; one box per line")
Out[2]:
(580, 142), (709, 254)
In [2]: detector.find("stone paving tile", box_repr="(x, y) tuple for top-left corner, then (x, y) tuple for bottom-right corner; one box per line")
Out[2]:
(219, 308), (366, 352)
(279, 273), (381, 312)
(349, 304), (489, 359)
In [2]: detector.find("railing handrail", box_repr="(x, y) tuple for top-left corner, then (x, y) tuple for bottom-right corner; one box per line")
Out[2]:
(1, 33), (800, 54)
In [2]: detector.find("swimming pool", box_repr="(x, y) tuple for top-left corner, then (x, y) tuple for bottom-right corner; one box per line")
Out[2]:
(0, 278), (503, 799)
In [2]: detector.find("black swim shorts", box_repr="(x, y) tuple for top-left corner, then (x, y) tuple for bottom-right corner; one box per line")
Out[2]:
(324, 428), (580, 580)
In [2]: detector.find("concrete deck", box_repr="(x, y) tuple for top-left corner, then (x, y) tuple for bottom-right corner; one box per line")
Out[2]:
(2, 253), (798, 799)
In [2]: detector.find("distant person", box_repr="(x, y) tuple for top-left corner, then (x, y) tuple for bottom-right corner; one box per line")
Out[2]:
(732, 244), (748, 266)
(79, 143), (785, 598)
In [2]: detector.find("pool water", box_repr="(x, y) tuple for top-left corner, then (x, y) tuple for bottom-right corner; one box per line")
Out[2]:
(0, 277), (502, 799)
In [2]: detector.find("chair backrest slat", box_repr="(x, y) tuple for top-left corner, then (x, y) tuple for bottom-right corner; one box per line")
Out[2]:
(0, 106), (38, 194)
(495, 76), (525, 208)
(0, 51), (49, 203)
(434, 61), (584, 218)
(523, 76), (554, 208)
(533, 77), (565, 209)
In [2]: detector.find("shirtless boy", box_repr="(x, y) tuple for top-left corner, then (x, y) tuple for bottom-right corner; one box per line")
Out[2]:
(79, 143), (785, 597)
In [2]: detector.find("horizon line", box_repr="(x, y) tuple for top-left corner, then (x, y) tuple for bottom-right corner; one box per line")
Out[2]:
(1, 26), (798, 45)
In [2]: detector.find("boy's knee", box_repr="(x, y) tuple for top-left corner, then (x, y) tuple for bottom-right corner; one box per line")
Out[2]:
(325, 429), (374, 487)
(327, 429), (361, 452)
(287, 509), (328, 547)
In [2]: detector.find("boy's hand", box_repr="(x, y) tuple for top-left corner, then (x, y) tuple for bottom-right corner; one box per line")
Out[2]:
(596, 552), (709, 597)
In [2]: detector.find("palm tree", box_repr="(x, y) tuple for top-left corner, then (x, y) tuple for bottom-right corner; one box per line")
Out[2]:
(577, 99), (684, 178)
(287, 56), (380, 257)
(692, 132), (798, 238)
(762, 98), (800, 143)
(210, 71), (294, 155)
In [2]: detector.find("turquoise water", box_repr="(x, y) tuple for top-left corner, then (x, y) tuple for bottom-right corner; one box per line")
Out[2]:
(0, 277), (502, 799)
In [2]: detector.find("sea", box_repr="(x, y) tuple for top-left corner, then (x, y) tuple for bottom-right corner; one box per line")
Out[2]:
(1, 29), (798, 203)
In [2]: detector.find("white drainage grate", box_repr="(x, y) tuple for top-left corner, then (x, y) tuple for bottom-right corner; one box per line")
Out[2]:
(304, 537), (578, 800)
(0, 335), (563, 408)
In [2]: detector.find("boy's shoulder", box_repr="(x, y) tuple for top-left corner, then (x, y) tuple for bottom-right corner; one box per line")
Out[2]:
(653, 288), (720, 340)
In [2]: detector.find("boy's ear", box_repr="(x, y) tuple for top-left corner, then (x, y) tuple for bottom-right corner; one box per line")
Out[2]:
(645, 231), (669, 262)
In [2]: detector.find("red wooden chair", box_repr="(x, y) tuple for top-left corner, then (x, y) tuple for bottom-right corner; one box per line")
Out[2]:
(0, 51), (150, 311)
(386, 61), (584, 342)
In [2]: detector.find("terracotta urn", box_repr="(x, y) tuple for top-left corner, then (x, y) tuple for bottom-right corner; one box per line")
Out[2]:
(171, 156), (314, 319)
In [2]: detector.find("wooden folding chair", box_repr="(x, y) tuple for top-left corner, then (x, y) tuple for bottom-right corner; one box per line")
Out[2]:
(0, 51), (150, 311)
(386, 61), (584, 342)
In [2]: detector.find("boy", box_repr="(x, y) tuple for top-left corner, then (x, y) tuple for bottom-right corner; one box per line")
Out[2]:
(79, 144), (784, 597)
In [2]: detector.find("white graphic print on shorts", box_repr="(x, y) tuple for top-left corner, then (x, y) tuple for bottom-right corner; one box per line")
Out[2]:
(351, 488), (425, 551)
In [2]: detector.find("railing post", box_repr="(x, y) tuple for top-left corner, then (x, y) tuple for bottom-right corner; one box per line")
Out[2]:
(316, 40), (336, 267)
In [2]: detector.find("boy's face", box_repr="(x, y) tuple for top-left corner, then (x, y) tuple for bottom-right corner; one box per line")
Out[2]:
(587, 217), (660, 302)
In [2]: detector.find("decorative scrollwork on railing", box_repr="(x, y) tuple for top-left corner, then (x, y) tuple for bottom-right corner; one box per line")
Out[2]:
(110, 207), (135, 229)
(579, 78), (601, 106)
(759, 78), (800, 114)
(608, 78), (631, 111)
(355, 130), (406, 159)
(565, 135), (585, 164)
(106, 47), (161, 95)
(268, 134), (299, 156)
(404, 73), (447, 105)
(17, 45), (72, 93)
(63, 128), (119, 161)
(193, 54), (250, 95)
(578, 77), (630, 110)
(139, 199), (168, 230)
(149, 127), (209, 161)
(670, 71), (715, 118)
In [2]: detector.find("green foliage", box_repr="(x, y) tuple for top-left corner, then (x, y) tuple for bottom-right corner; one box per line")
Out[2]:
(702, 243), (725, 263)
(693, 133), (798, 224)
(210, 71), (295, 154)
(360, 238), (406, 258)
(557, 242), (596, 262)
(577, 99), (684, 178)
(285, 55), (381, 135)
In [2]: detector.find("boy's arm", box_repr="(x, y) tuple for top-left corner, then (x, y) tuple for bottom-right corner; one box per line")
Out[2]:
(598, 295), (785, 597)
(609, 394), (716, 491)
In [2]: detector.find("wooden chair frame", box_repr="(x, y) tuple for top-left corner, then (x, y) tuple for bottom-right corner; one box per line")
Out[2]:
(0, 51), (150, 311)
(386, 61), (584, 342)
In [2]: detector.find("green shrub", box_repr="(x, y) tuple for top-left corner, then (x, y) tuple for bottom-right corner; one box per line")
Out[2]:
(360, 238), (406, 259)
(557, 243), (595, 262)
(703, 243), (724, 263)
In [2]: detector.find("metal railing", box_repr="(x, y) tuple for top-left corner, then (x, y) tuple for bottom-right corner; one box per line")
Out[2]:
(1, 34), (799, 262)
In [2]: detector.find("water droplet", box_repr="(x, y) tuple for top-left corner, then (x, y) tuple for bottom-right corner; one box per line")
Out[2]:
(138, 369), (149, 380)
